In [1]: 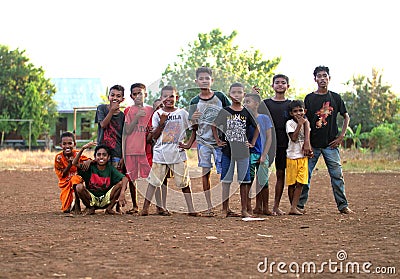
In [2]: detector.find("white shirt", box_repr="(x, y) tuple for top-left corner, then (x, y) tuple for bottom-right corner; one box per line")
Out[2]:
(286, 119), (305, 159)
(152, 108), (191, 164)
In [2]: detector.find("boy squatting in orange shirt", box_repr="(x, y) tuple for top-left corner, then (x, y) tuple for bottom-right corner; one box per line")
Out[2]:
(54, 131), (96, 214)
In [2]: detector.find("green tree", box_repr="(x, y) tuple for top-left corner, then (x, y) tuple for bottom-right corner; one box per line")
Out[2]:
(158, 29), (281, 107)
(0, 45), (58, 143)
(342, 68), (400, 133)
(366, 122), (400, 152)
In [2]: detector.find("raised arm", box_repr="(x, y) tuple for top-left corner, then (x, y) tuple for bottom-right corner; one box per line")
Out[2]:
(72, 141), (97, 166)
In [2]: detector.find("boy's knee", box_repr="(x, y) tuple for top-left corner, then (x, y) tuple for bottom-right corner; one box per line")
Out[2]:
(75, 183), (85, 193)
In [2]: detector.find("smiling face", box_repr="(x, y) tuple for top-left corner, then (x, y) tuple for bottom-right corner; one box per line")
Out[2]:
(108, 88), (124, 105)
(290, 106), (306, 120)
(60, 136), (76, 157)
(95, 147), (110, 166)
(160, 89), (178, 110)
(272, 77), (289, 94)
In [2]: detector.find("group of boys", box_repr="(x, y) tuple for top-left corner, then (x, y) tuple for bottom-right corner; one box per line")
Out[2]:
(54, 65), (353, 217)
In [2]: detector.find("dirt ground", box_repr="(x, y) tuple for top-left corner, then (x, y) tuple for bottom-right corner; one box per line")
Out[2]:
(0, 168), (399, 279)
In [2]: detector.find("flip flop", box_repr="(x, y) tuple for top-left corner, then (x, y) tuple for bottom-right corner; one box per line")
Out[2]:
(226, 210), (241, 217)
(203, 210), (215, 217)
(126, 208), (139, 215)
(158, 210), (171, 216)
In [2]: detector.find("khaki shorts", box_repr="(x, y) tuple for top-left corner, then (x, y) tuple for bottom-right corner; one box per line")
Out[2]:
(89, 186), (115, 208)
(286, 157), (308, 186)
(147, 162), (190, 189)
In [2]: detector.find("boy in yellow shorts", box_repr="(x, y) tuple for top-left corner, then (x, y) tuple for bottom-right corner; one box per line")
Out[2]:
(285, 100), (312, 215)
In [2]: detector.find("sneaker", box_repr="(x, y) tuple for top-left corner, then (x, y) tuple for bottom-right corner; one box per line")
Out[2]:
(340, 207), (354, 214)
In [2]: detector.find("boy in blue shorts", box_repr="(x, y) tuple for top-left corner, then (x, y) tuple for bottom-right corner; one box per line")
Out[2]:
(212, 83), (259, 218)
(188, 66), (231, 216)
(244, 93), (273, 215)
(73, 144), (129, 215)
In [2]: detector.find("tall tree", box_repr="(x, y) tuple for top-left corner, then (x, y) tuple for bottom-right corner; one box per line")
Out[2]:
(0, 45), (58, 143)
(342, 68), (400, 133)
(159, 29), (281, 107)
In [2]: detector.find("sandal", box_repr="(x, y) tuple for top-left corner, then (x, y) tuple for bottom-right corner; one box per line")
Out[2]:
(226, 210), (241, 217)
(203, 210), (215, 217)
(158, 210), (171, 216)
(126, 208), (139, 215)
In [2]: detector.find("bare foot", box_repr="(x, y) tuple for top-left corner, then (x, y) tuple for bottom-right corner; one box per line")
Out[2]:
(241, 210), (253, 218)
(105, 208), (116, 215)
(263, 210), (272, 215)
(254, 208), (272, 215)
(140, 209), (149, 216)
(272, 208), (286, 216)
(288, 208), (303, 215)
(72, 207), (82, 215)
(86, 207), (95, 215)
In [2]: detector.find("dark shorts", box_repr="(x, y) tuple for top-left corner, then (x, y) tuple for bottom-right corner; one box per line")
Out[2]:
(275, 147), (287, 170)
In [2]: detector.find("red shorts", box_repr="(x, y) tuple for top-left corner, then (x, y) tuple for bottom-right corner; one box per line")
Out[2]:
(125, 155), (152, 180)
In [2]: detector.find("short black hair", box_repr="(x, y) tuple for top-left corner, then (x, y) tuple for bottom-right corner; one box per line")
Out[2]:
(109, 85), (125, 94)
(196, 66), (213, 78)
(94, 144), (110, 157)
(60, 131), (76, 143)
(313, 66), (330, 77)
(288, 100), (305, 111)
(229, 82), (245, 92)
(244, 93), (261, 104)
(272, 74), (289, 84)
(130, 83), (146, 93)
(160, 85), (178, 96)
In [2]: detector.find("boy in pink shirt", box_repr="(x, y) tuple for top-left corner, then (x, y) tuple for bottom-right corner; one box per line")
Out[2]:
(123, 83), (154, 213)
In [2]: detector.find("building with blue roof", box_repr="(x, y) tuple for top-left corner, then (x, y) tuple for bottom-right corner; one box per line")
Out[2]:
(51, 78), (105, 144)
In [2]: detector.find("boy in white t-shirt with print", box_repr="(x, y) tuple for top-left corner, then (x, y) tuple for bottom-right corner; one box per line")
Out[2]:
(140, 85), (199, 216)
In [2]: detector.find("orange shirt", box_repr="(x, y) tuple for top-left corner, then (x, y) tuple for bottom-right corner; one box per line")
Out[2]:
(54, 149), (90, 211)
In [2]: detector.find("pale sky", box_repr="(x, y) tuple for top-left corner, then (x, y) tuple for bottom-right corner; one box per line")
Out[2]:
(2, 0), (399, 97)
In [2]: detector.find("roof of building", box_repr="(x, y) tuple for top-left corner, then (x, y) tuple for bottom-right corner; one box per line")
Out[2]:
(52, 78), (105, 113)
